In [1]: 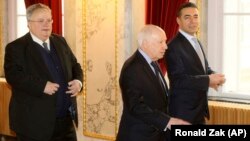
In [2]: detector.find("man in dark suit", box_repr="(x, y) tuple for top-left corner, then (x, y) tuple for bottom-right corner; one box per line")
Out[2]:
(116, 25), (190, 141)
(165, 2), (225, 124)
(4, 3), (83, 141)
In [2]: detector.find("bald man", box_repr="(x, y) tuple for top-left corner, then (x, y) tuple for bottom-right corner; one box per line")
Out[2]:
(116, 25), (190, 141)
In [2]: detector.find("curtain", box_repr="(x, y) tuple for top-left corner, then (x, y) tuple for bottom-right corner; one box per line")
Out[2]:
(24, 0), (62, 35)
(146, 0), (189, 74)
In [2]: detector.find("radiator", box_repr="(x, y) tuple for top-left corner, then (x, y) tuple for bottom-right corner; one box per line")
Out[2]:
(206, 101), (250, 124)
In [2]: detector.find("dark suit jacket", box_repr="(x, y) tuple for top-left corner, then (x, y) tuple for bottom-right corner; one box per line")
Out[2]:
(4, 33), (83, 141)
(165, 32), (214, 124)
(116, 50), (170, 141)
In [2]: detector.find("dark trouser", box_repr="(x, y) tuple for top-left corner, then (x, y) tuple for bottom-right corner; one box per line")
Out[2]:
(166, 129), (171, 141)
(17, 135), (40, 141)
(17, 116), (77, 141)
(50, 115), (77, 141)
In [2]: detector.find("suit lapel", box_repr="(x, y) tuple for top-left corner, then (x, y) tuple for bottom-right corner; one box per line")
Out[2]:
(25, 33), (52, 79)
(178, 33), (206, 73)
(158, 68), (169, 94)
(50, 35), (68, 80)
(136, 51), (156, 83)
(197, 40), (209, 74)
(136, 51), (168, 96)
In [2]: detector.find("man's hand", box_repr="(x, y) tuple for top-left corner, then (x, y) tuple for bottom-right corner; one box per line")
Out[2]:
(167, 117), (191, 130)
(209, 73), (226, 91)
(66, 80), (82, 97)
(44, 81), (59, 95)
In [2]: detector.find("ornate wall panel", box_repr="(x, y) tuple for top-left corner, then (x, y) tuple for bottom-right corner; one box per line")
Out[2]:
(82, 0), (118, 140)
(0, 0), (3, 76)
(197, 0), (201, 39)
(195, 0), (208, 53)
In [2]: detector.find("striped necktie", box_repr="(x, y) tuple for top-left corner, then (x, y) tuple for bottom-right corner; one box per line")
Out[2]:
(151, 61), (167, 95)
(42, 42), (50, 52)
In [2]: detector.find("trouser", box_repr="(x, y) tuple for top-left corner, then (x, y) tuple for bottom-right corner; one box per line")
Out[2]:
(17, 115), (77, 141)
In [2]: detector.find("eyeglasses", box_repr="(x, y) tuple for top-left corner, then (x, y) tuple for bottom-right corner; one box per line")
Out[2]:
(28, 19), (53, 24)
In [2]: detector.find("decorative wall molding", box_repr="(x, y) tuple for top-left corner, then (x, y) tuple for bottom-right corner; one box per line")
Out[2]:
(197, 0), (201, 39)
(0, 0), (3, 76)
(196, 0), (208, 52)
(82, 0), (118, 140)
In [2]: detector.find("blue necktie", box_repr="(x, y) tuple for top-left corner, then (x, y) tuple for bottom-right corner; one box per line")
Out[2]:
(151, 61), (167, 94)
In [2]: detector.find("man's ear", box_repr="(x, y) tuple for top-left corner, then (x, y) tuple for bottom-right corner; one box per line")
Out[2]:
(176, 17), (180, 25)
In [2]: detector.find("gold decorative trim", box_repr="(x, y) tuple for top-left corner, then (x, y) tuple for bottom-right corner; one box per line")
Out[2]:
(0, 0), (3, 76)
(114, 0), (118, 137)
(82, 0), (87, 135)
(82, 0), (118, 140)
(197, 0), (201, 39)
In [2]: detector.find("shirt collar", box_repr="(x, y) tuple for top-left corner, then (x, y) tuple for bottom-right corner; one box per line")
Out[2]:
(179, 29), (197, 47)
(30, 32), (50, 46)
(138, 48), (153, 65)
(179, 29), (196, 40)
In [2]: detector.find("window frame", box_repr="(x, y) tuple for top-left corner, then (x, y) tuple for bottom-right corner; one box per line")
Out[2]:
(8, 0), (65, 43)
(207, 0), (250, 100)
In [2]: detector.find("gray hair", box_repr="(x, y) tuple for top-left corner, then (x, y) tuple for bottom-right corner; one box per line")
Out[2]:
(26, 3), (51, 21)
(137, 24), (164, 47)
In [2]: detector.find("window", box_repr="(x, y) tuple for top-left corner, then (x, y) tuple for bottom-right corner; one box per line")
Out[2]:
(17, 0), (28, 38)
(11, 0), (64, 41)
(208, 0), (250, 100)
